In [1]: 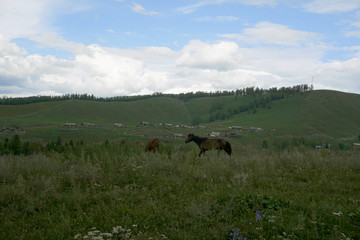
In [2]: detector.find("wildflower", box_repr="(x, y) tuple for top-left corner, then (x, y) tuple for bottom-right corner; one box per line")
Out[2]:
(100, 233), (113, 238)
(332, 211), (343, 216)
(92, 237), (103, 240)
(74, 234), (82, 239)
(112, 226), (125, 234)
(230, 228), (239, 240)
(256, 210), (265, 222)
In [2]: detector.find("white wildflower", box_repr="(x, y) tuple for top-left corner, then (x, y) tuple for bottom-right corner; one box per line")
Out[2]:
(100, 233), (113, 238)
(74, 234), (82, 239)
(332, 211), (343, 216)
(112, 226), (125, 234)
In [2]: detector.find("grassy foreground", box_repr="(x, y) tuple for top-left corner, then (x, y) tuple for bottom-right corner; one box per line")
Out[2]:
(0, 141), (359, 239)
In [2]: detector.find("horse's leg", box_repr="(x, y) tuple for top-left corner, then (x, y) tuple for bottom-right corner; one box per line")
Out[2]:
(199, 149), (205, 157)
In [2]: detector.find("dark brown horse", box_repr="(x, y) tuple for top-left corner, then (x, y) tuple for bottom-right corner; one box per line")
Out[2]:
(145, 138), (160, 153)
(185, 133), (232, 157)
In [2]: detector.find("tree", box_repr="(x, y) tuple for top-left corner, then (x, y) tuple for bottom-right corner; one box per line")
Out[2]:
(9, 134), (22, 155)
(262, 140), (268, 149)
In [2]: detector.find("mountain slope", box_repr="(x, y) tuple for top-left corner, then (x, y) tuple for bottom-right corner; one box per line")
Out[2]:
(1, 90), (360, 140)
(218, 90), (360, 138)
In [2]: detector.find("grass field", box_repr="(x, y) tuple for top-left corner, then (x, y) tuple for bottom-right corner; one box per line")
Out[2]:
(1, 141), (359, 239)
(1, 89), (360, 239)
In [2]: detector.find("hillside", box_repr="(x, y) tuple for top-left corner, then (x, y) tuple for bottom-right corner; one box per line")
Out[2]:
(218, 90), (360, 138)
(1, 90), (360, 142)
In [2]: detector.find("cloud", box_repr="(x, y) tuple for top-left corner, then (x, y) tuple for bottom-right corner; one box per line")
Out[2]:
(177, 0), (278, 14)
(195, 16), (239, 22)
(176, 40), (244, 71)
(312, 57), (360, 93)
(130, 2), (159, 16)
(220, 22), (322, 47)
(304, 0), (360, 13)
(0, 0), (90, 40)
(1, 34), (359, 97)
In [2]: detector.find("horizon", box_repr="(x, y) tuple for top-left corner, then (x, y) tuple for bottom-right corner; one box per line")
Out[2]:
(1, 0), (360, 97)
(4, 85), (358, 100)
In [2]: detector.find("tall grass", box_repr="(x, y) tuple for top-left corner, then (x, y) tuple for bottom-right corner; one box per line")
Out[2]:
(0, 142), (359, 239)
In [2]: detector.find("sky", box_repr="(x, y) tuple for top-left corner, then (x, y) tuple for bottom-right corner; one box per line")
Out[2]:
(0, 0), (360, 97)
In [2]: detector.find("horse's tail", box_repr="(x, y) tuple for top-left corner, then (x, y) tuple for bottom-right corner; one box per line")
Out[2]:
(225, 141), (232, 155)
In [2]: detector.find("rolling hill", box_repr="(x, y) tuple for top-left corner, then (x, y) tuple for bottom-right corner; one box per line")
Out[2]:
(1, 90), (360, 143)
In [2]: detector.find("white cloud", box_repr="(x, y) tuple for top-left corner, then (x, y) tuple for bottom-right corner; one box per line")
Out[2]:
(0, 0), (89, 40)
(304, 0), (360, 13)
(1, 34), (359, 96)
(220, 22), (322, 47)
(130, 2), (159, 16)
(176, 40), (244, 71)
(312, 57), (360, 93)
(177, 0), (277, 14)
(195, 16), (239, 22)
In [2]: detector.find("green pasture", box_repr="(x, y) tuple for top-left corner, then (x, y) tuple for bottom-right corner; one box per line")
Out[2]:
(0, 141), (359, 239)
(1, 89), (360, 239)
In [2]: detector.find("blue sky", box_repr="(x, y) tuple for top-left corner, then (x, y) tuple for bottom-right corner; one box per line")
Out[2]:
(1, 0), (360, 97)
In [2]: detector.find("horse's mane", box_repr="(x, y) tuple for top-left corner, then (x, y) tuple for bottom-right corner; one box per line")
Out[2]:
(192, 135), (207, 145)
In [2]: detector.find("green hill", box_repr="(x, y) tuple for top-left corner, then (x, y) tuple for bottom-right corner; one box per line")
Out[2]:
(219, 90), (360, 138)
(1, 90), (360, 143)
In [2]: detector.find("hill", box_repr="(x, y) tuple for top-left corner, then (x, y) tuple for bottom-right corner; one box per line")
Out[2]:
(1, 90), (360, 143)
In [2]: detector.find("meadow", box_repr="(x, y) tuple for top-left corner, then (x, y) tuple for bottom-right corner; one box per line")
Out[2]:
(1, 140), (359, 239)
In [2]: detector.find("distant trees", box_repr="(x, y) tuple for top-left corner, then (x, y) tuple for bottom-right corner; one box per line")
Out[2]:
(0, 135), (85, 156)
(1, 84), (312, 105)
(208, 84), (313, 122)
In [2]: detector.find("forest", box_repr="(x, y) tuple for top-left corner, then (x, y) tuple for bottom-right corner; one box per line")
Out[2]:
(0, 84), (312, 105)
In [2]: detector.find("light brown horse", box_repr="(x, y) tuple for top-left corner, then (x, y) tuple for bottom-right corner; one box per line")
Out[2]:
(135, 140), (144, 148)
(145, 138), (160, 153)
(185, 133), (232, 157)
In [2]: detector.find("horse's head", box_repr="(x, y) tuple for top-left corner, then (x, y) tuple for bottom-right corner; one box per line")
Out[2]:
(185, 133), (194, 143)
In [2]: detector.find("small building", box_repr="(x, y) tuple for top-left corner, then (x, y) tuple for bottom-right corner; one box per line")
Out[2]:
(198, 125), (206, 129)
(353, 143), (360, 147)
(81, 123), (96, 127)
(229, 126), (242, 130)
(230, 132), (242, 138)
(140, 121), (149, 126)
(250, 127), (263, 132)
(114, 123), (123, 127)
(172, 133), (184, 138)
(65, 123), (77, 127)
(209, 132), (222, 137)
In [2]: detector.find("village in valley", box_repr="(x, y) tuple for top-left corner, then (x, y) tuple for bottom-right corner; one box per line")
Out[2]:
(59, 120), (265, 141)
